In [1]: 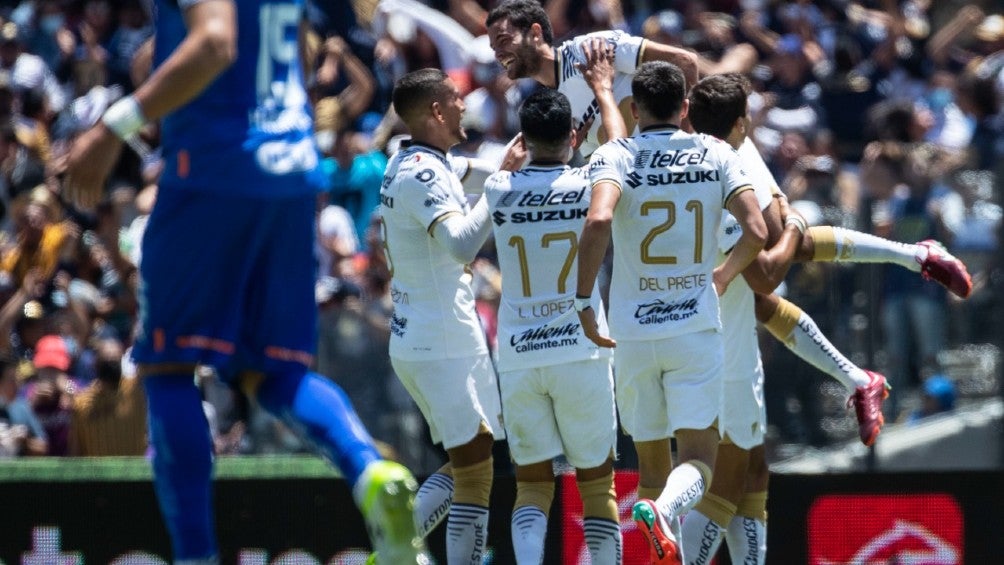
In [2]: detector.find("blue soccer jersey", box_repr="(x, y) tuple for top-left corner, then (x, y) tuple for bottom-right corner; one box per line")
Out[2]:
(153, 0), (327, 197)
(134, 0), (323, 373)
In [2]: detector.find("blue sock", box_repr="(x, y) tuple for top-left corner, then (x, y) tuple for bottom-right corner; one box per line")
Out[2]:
(144, 374), (217, 561)
(256, 371), (381, 486)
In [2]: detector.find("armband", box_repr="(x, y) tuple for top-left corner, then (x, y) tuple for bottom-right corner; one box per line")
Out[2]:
(101, 95), (147, 140)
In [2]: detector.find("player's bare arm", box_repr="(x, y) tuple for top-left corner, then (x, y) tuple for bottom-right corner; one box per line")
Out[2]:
(640, 39), (699, 87)
(575, 180), (619, 349)
(741, 194), (807, 294)
(65, 0), (237, 209)
(714, 188), (767, 296)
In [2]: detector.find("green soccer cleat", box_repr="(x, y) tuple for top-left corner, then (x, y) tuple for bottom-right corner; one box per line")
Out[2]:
(358, 461), (430, 565)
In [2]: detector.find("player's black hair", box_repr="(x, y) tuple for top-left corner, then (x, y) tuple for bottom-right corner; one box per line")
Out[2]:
(392, 68), (451, 124)
(631, 61), (687, 122)
(519, 88), (572, 153)
(688, 73), (751, 140)
(486, 0), (554, 45)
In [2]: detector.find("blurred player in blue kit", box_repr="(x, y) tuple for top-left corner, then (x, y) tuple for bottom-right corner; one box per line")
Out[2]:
(64, 0), (426, 563)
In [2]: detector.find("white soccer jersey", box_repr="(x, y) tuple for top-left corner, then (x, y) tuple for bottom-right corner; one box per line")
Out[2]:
(555, 30), (645, 157)
(485, 164), (612, 372)
(380, 142), (488, 361)
(718, 138), (779, 252)
(588, 128), (753, 341)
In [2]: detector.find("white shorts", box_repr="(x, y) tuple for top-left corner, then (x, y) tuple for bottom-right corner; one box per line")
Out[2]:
(719, 361), (766, 449)
(718, 271), (766, 449)
(500, 358), (616, 469)
(392, 354), (505, 449)
(615, 329), (724, 442)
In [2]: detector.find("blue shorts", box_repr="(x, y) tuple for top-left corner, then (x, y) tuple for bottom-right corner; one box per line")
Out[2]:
(132, 187), (318, 378)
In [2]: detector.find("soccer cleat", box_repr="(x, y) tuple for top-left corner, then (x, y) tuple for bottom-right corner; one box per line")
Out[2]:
(916, 240), (973, 299)
(632, 499), (681, 565)
(359, 461), (430, 565)
(848, 371), (889, 447)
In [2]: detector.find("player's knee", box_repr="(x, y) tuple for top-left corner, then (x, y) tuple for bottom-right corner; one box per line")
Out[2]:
(453, 457), (494, 507)
(736, 491), (768, 522)
(515, 480), (555, 517)
(577, 472), (617, 523)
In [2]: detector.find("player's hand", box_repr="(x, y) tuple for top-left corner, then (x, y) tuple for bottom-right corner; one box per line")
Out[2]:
(578, 307), (616, 348)
(577, 37), (615, 94)
(500, 132), (528, 171)
(64, 123), (124, 211)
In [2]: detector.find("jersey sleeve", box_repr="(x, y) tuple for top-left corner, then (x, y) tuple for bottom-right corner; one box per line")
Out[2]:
(482, 171), (510, 209)
(573, 31), (644, 74)
(611, 31), (645, 72)
(447, 153), (472, 184)
(398, 163), (466, 232)
(714, 141), (755, 208)
(737, 138), (778, 211)
(588, 143), (625, 190)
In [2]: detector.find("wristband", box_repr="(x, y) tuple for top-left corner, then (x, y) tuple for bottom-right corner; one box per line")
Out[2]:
(574, 296), (592, 313)
(784, 215), (807, 235)
(101, 96), (147, 140)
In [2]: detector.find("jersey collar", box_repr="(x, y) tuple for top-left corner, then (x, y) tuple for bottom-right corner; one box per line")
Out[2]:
(640, 124), (681, 133)
(402, 139), (448, 160)
(525, 160), (568, 171)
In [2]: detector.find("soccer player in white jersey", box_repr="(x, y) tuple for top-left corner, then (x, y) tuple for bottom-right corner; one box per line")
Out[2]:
(674, 73), (975, 565)
(485, 39), (626, 565)
(380, 68), (524, 565)
(486, 0), (699, 158)
(577, 61), (768, 565)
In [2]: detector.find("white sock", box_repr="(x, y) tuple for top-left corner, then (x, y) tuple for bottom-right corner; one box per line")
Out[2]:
(680, 510), (724, 565)
(511, 505), (547, 564)
(414, 472), (453, 538)
(789, 310), (870, 390)
(447, 503), (489, 565)
(583, 517), (622, 565)
(830, 227), (923, 271)
(725, 515), (766, 565)
(656, 462), (708, 522)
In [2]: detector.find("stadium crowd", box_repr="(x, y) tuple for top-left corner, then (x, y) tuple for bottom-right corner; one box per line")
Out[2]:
(0, 0), (999, 474)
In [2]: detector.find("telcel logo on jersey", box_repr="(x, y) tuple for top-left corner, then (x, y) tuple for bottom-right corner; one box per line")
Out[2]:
(634, 298), (698, 324)
(634, 148), (708, 169)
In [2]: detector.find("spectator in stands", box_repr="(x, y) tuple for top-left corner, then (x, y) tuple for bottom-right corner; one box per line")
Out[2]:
(0, 186), (74, 287)
(26, 333), (75, 455)
(69, 335), (146, 455)
(874, 143), (958, 420)
(0, 354), (47, 456)
(320, 127), (387, 247)
(0, 22), (65, 114)
(311, 34), (377, 137)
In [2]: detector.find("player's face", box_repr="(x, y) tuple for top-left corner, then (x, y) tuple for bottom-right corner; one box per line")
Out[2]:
(488, 19), (541, 80)
(438, 78), (468, 144)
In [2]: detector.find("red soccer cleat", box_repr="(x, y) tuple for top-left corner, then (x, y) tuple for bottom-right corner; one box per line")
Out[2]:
(917, 240), (973, 299)
(632, 499), (681, 565)
(849, 371), (889, 447)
